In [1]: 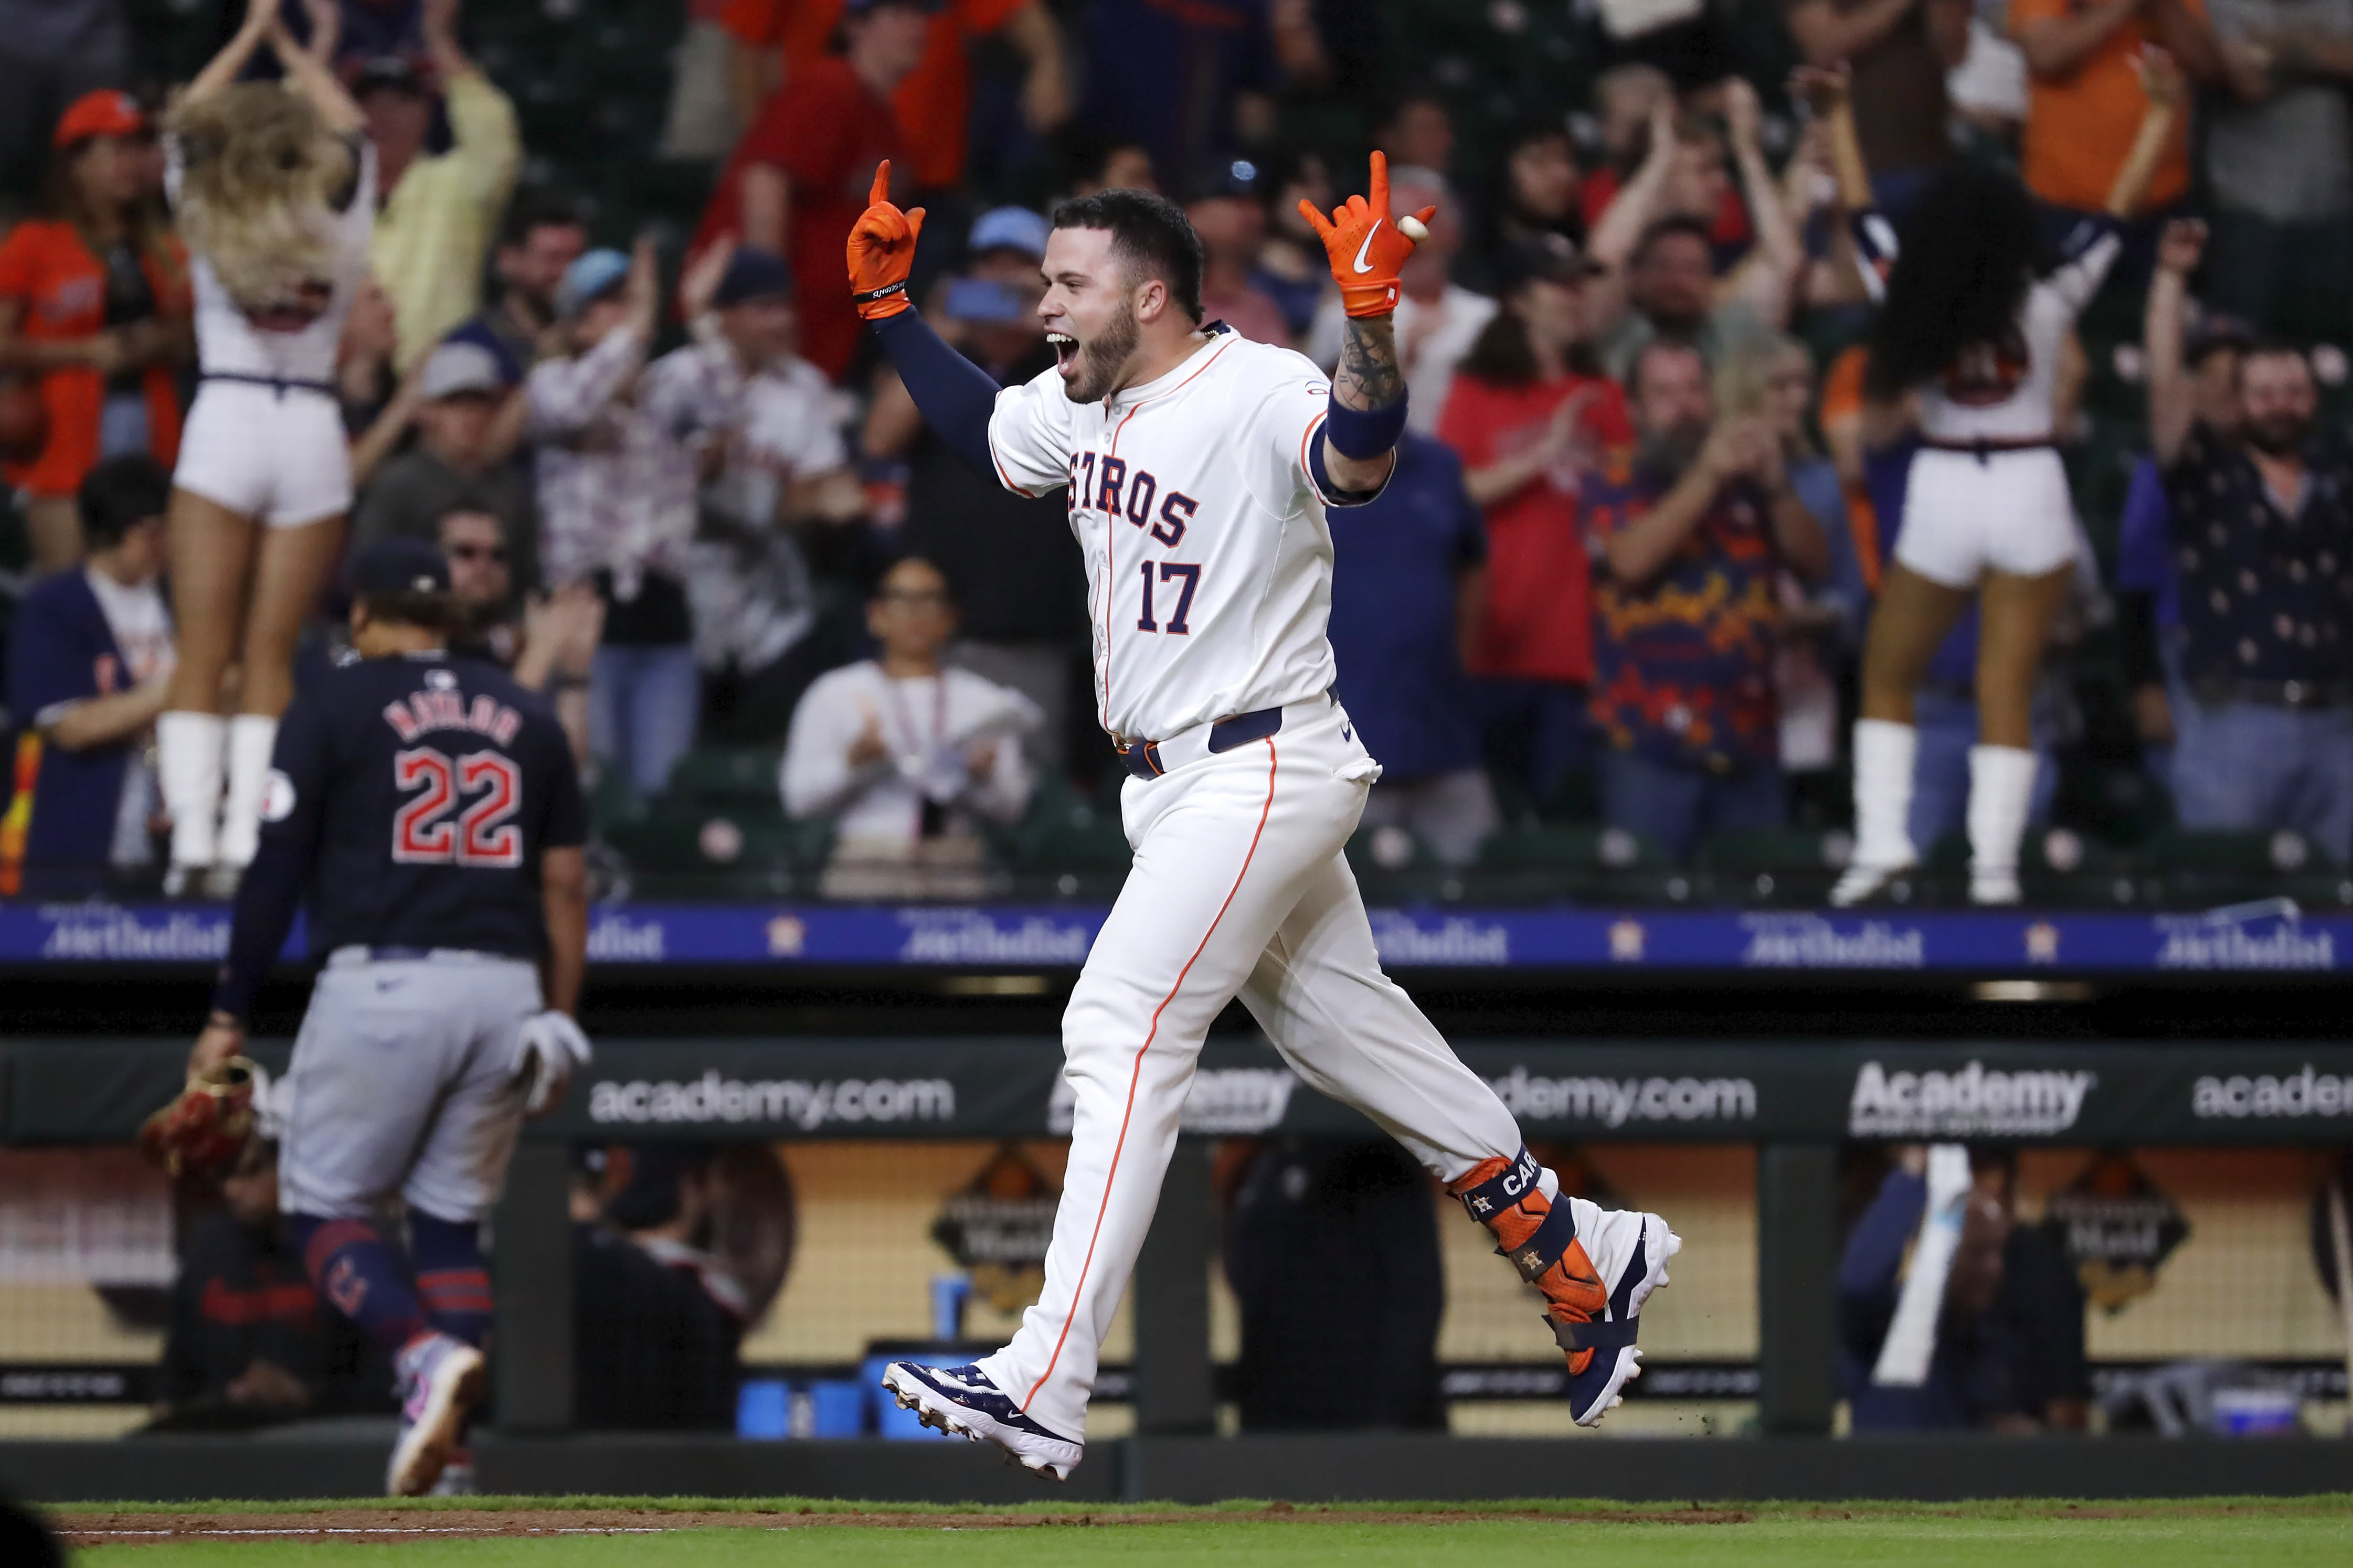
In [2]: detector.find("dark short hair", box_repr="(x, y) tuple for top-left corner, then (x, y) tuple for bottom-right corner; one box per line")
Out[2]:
(499, 189), (583, 250)
(1050, 189), (1204, 324)
(1501, 115), (1573, 157)
(77, 454), (170, 551)
(1628, 336), (1706, 401)
(356, 589), (457, 632)
(1631, 215), (1714, 269)
(2244, 338), (2315, 372)
(870, 552), (957, 602)
(1375, 88), (1450, 133)
(1056, 127), (1153, 191)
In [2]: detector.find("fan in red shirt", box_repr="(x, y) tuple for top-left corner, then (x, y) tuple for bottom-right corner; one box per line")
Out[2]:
(694, 0), (926, 380)
(1436, 235), (1632, 801)
(717, 0), (1067, 196)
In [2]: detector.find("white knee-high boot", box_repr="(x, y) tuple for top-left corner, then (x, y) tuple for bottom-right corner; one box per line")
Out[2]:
(1831, 718), (1919, 905)
(157, 711), (227, 876)
(1966, 744), (2038, 905)
(215, 713), (280, 871)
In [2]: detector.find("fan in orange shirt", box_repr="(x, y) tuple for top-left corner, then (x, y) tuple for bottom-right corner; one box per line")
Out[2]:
(2007, 0), (2219, 216)
(720, 0), (1069, 195)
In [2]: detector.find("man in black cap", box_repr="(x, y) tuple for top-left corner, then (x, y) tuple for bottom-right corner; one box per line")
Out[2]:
(1184, 159), (1292, 347)
(184, 536), (589, 1497)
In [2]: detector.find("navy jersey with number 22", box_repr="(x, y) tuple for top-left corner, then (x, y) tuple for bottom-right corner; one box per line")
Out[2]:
(260, 652), (586, 961)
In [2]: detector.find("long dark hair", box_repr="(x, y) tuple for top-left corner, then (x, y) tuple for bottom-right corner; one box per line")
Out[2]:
(40, 134), (174, 279)
(1458, 287), (1604, 386)
(1460, 308), (1539, 385)
(1864, 164), (2038, 402)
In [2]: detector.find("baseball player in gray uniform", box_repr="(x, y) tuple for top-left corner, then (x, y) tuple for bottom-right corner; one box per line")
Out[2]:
(188, 538), (592, 1494)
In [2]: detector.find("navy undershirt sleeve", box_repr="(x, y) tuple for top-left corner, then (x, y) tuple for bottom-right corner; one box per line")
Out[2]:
(210, 835), (308, 1021)
(872, 311), (1003, 478)
(209, 699), (329, 1021)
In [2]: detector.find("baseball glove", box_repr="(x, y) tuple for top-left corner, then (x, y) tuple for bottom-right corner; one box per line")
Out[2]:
(138, 1057), (260, 1179)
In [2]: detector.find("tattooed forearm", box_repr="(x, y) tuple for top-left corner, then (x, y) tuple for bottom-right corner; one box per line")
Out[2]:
(1334, 315), (1404, 411)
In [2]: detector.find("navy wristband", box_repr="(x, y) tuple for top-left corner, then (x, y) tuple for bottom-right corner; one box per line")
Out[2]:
(1322, 388), (1409, 460)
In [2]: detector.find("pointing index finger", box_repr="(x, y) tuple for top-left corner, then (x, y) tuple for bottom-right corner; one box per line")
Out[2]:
(1368, 149), (1390, 221)
(868, 161), (893, 209)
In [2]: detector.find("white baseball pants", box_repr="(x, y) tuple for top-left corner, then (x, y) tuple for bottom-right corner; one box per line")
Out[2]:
(976, 696), (1532, 1441)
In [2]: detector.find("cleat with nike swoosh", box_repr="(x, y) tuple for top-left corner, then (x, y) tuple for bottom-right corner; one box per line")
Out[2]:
(881, 1361), (1084, 1481)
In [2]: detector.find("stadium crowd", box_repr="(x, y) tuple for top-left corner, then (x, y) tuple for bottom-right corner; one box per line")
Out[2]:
(4, 0), (2352, 896)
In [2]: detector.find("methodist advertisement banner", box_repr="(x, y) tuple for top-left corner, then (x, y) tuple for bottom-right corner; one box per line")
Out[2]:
(3, 900), (2349, 976)
(10, 1038), (2353, 1147)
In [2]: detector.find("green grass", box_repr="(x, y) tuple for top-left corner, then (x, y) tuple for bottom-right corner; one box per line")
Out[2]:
(56, 1496), (2353, 1567)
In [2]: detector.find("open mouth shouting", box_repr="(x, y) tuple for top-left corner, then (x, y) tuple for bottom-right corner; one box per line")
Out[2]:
(1048, 330), (1078, 379)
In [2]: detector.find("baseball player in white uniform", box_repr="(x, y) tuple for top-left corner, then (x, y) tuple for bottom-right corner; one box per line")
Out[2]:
(849, 159), (1681, 1478)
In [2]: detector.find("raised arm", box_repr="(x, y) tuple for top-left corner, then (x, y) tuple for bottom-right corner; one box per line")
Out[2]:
(422, 0), (522, 202)
(1297, 154), (1432, 497)
(1796, 65), (1875, 213)
(1585, 101), (1679, 332)
(2145, 0), (2223, 81)
(1720, 78), (1804, 326)
(1794, 64), (1890, 305)
(849, 164), (1005, 477)
(1785, 0), (1919, 64)
(182, 0), (275, 106)
(2104, 49), (2186, 218)
(2144, 218), (2204, 466)
(1003, 0), (1073, 133)
(2012, 0), (2144, 81)
(270, 3), (365, 132)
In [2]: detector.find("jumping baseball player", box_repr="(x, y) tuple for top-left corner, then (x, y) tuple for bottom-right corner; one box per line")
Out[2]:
(183, 537), (591, 1495)
(855, 158), (1682, 1478)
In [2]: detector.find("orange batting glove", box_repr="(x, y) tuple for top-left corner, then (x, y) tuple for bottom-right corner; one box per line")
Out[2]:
(1299, 151), (1436, 319)
(847, 161), (925, 322)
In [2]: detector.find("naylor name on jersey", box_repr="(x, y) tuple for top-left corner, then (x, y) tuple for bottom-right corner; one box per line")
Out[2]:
(381, 674), (525, 749)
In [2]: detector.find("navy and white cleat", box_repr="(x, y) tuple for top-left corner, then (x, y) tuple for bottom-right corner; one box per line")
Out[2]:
(387, 1332), (485, 1496)
(1560, 1201), (1681, 1427)
(880, 1361), (1084, 1481)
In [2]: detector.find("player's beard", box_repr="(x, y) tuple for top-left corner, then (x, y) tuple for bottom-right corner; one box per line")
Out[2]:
(1063, 306), (1141, 403)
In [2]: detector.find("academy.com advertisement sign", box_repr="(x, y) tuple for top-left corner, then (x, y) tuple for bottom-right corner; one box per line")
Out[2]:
(13, 1038), (2353, 1146)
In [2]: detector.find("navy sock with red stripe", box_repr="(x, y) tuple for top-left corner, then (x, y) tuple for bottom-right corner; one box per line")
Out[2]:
(410, 1210), (493, 1348)
(284, 1214), (425, 1351)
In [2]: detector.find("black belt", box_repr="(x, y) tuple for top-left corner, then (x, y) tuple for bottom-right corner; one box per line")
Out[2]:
(202, 371), (338, 400)
(2189, 676), (2353, 710)
(360, 946), (435, 962)
(1920, 434), (2057, 463)
(1116, 705), (1286, 781)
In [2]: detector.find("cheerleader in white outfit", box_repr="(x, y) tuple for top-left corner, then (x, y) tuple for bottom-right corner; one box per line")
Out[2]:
(1803, 58), (2184, 904)
(156, 0), (372, 892)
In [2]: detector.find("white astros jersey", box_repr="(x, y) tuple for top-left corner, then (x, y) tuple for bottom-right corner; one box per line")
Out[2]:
(987, 325), (1348, 741)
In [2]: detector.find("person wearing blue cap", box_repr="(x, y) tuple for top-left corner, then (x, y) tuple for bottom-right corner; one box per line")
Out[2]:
(967, 206), (1052, 276)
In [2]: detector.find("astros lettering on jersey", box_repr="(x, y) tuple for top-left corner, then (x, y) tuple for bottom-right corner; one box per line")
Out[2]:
(987, 324), (1352, 742)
